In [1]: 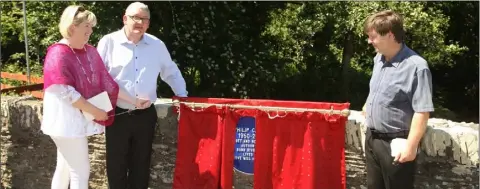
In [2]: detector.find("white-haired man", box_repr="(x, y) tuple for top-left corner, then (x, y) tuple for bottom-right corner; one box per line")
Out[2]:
(97, 2), (188, 188)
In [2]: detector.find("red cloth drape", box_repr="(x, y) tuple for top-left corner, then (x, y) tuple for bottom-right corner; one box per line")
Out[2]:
(173, 103), (235, 189)
(173, 97), (349, 189)
(253, 109), (348, 189)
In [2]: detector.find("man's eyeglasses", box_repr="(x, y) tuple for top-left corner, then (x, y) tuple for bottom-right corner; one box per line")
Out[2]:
(127, 15), (150, 23)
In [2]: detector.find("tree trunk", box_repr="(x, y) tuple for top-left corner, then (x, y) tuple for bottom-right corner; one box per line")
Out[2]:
(341, 31), (354, 101)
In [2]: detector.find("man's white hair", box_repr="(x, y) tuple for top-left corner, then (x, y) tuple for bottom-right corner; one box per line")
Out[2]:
(125, 2), (150, 17)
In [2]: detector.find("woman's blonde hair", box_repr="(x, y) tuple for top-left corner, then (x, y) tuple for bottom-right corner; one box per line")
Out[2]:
(58, 5), (97, 39)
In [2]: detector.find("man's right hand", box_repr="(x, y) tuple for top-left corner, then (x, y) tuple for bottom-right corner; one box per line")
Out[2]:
(135, 98), (151, 109)
(93, 108), (108, 121)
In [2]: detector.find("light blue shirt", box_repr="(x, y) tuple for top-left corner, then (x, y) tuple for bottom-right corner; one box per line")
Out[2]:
(97, 28), (188, 110)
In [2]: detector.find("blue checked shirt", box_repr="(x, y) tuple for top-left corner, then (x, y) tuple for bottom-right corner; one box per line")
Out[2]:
(365, 44), (434, 133)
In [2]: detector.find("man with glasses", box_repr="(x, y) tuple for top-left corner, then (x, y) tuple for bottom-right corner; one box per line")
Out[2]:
(97, 2), (188, 188)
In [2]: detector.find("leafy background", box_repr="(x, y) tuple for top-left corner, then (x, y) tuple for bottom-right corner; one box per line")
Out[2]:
(1, 1), (478, 122)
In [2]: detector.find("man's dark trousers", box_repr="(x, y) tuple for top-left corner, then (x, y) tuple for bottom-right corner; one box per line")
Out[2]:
(106, 105), (157, 189)
(365, 128), (416, 189)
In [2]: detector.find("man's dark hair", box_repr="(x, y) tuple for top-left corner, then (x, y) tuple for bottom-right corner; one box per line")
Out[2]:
(364, 10), (405, 43)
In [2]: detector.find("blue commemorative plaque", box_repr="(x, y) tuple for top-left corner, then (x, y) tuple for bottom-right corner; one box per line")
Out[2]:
(233, 116), (256, 175)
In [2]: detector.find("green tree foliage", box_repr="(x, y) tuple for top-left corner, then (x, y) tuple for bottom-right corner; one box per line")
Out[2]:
(1, 1), (477, 122)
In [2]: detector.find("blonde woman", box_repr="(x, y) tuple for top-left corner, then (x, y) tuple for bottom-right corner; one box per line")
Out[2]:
(41, 5), (149, 189)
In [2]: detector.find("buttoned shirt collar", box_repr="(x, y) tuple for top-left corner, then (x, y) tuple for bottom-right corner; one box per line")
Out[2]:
(381, 43), (407, 68)
(116, 27), (150, 45)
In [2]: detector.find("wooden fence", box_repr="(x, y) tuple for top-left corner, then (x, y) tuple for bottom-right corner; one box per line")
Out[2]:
(1, 72), (44, 99)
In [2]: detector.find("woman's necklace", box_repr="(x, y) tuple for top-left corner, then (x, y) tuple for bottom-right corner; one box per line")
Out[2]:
(68, 45), (94, 84)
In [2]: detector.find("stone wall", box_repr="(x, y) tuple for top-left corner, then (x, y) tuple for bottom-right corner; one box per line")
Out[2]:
(1, 96), (479, 189)
(345, 111), (479, 167)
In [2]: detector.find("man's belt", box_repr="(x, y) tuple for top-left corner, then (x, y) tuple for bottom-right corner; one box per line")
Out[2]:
(369, 128), (409, 140)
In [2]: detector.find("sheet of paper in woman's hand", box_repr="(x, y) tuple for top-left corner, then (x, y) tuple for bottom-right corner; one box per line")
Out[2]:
(82, 91), (113, 121)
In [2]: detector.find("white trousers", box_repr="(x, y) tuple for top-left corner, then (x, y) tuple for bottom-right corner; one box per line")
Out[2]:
(50, 136), (90, 189)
